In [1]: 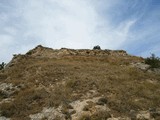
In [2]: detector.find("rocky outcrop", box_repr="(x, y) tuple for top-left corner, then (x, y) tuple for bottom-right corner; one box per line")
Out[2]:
(29, 107), (66, 120)
(29, 97), (111, 120)
(130, 62), (150, 71)
(29, 100), (160, 120)
(0, 83), (24, 104)
(25, 45), (129, 58)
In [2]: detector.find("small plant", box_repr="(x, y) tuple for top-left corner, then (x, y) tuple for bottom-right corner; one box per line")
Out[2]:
(96, 97), (108, 105)
(0, 102), (15, 117)
(90, 110), (111, 120)
(79, 114), (91, 120)
(145, 54), (160, 68)
(0, 90), (9, 99)
(93, 45), (101, 50)
(79, 110), (111, 120)
(0, 62), (6, 70)
(41, 116), (48, 120)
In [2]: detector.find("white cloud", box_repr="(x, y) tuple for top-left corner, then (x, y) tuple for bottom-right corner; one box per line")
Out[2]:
(15, 0), (135, 49)
(17, 0), (98, 48)
(0, 35), (14, 48)
(0, 0), (153, 62)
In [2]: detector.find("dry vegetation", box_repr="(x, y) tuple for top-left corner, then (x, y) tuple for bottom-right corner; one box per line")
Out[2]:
(0, 46), (160, 119)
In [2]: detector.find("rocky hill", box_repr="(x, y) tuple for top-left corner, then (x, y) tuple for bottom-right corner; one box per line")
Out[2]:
(0, 45), (160, 120)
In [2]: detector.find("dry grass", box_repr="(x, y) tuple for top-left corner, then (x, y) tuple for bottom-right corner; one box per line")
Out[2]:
(46, 85), (72, 107)
(0, 53), (160, 119)
(0, 87), (48, 118)
(79, 110), (111, 120)
(0, 90), (9, 99)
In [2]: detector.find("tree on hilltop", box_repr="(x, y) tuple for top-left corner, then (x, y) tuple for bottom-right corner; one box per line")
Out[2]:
(93, 45), (101, 50)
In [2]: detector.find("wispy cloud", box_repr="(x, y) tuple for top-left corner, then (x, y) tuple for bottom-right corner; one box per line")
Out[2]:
(0, 0), (160, 62)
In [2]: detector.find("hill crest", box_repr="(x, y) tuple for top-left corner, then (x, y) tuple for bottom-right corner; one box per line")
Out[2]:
(25, 45), (128, 58)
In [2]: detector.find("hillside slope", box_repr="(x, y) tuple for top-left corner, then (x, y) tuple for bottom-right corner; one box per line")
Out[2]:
(0, 45), (160, 120)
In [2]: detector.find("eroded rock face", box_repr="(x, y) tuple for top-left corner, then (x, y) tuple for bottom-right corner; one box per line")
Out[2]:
(29, 106), (160, 120)
(136, 111), (151, 120)
(24, 45), (129, 58)
(0, 83), (24, 104)
(131, 62), (160, 74)
(4, 45), (143, 72)
(0, 83), (13, 91)
(151, 68), (160, 74)
(130, 62), (150, 70)
(29, 107), (66, 120)
(29, 97), (111, 120)
(0, 83), (14, 100)
(70, 97), (110, 120)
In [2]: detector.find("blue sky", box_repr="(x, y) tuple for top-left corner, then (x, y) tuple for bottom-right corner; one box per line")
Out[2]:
(0, 0), (160, 62)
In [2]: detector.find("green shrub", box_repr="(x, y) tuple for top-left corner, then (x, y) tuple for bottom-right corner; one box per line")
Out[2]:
(93, 45), (101, 50)
(0, 62), (6, 70)
(145, 54), (160, 68)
